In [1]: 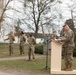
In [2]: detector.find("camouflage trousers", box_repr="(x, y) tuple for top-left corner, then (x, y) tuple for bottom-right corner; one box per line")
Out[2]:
(19, 45), (24, 55)
(28, 46), (35, 60)
(64, 47), (73, 66)
(62, 47), (65, 59)
(9, 43), (14, 56)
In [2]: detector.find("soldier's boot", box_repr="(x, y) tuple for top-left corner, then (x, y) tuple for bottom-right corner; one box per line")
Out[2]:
(28, 56), (31, 61)
(28, 53), (31, 61)
(33, 56), (35, 59)
(66, 65), (73, 71)
(62, 65), (68, 70)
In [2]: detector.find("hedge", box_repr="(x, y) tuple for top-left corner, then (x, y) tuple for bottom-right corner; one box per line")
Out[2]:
(35, 44), (43, 54)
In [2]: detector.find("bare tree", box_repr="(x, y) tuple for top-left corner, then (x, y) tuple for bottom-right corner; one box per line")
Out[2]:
(23, 0), (58, 37)
(0, 0), (25, 36)
(65, 0), (76, 32)
(0, 0), (13, 29)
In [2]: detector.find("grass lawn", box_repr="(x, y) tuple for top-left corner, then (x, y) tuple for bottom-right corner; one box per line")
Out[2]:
(0, 57), (50, 75)
(0, 56), (76, 75)
(0, 43), (28, 58)
(0, 43), (50, 74)
(0, 43), (76, 75)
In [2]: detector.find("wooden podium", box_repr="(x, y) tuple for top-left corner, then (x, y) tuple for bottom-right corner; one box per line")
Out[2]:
(50, 40), (76, 74)
(51, 40), (62, 72)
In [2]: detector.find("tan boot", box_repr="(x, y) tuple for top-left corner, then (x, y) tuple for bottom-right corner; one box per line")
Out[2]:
(65, 65), (73, 71)
(62, 65), (68, 70)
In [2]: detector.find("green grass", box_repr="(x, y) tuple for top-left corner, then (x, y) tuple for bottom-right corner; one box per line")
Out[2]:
(0, 43), (50, 74)
(0, 57), (76, 75)
(0, 43), (76, 75)
(0, 43), (28, 58)
(0, 57), (50, 74)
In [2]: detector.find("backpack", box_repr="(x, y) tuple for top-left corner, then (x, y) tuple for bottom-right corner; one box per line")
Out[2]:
(32, 38), (36, 45)
(23, 36), (26, 42)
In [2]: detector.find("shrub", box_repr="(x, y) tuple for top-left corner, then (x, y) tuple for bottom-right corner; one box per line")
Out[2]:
(73, 34), (76, 57)
(73, 49), (76, 57)
(35, 44), (43, 54)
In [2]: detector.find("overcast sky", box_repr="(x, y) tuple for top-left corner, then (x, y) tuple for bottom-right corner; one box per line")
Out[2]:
(2, 0), (76, 35)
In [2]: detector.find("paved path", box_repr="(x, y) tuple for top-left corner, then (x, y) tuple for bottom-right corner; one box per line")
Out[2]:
(0, 71), (14, 75)
(0, 55), (45, 61)
(0, 55), (45, 75)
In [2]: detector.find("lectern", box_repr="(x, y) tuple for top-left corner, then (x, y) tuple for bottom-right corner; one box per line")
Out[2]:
(51, 40), (62, 72)
(50, 40), (76, 74)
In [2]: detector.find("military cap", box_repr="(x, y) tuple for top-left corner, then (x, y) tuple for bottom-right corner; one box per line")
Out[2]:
(63, 24), (67, 27)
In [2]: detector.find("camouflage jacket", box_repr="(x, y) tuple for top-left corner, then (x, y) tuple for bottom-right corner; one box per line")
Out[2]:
(62, 29), (75, 47)
(51, 35), (59, 40)
(20, 34), (26, 45)
(28, 36), (36, 47)
(6, 35), (15, 44)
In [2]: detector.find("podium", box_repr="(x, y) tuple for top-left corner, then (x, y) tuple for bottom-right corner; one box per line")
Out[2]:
(51, 40), (62, 72)
(50, 40), (76, 74)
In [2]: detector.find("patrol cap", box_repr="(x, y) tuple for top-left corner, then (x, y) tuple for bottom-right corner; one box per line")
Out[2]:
(63, 24), (67, 27)
(53, 31), (56, 33)
(21, 31), (24, 34)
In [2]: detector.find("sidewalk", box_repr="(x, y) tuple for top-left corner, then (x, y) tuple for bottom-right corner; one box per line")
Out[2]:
(0, 55), (45, 75)
(0, 71), (14, 75)
(0, 55), (45, 61)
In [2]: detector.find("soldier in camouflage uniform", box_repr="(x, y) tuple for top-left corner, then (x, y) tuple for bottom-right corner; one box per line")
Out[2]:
(60, 26), (65, 59)
(60, 23), (75, 71)
(4, 31), (15, 56)
(52, 31), (59, 40)
(27, 33), (36, 60)
(19, 31), (26, 55)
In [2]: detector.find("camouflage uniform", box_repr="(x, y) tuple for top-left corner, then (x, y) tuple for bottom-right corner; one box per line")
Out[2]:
(19, 34), (26, 55)
(52, 35), (59, 40)
(60, 28), (65, 59)
(5, 32), (15, 56)
(28, 35), (36, 60)
(61, 29), (74, 71)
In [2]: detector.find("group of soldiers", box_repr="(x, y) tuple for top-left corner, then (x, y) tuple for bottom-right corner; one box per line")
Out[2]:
(3, 19), (75, 71)
(51, 19), (75, 71)
(4, 31), (36, 61)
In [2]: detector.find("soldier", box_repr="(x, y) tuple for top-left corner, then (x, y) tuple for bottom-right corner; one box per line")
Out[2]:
(51, 31), (59, 40)
(60, 26), (65, 59)
(19, 31), (26, 55)
(59, 23), (75, 71)
(27, 33), (36, 61)
(4, 31), (15, 56)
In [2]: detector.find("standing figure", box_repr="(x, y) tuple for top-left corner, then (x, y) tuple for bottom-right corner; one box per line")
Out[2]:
(19, 31), (26, 55)
(4, 31), (15, 56)
(60, 26), (65, 59)
(27, 33), (36, 60)
(60, 23), (75, 71)
(51, 31), (59, 40)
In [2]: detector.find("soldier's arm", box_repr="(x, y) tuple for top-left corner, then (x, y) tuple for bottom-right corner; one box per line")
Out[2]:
(13, 35), (15, 41)
(4, 37), (9, 41)
(23, 35), (26, 42)
(61, 31), (73, 42)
